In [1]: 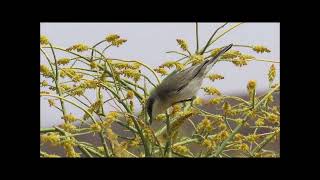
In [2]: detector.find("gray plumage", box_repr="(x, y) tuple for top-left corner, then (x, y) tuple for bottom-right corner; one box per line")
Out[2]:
(147, 44), (233, 123)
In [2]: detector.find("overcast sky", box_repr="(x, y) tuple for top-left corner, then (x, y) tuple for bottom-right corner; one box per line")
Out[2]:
(40, 23), (280, 128)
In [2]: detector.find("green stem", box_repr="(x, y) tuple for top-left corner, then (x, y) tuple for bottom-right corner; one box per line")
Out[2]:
(196, 22), (199, 53)
(199, 23), (228, 54)
(40, 93), (96, 123)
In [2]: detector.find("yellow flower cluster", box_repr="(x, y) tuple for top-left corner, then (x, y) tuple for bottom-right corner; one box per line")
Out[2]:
(90, 123), (102, 132)
(62, 113), (77, 123)
(48, 99), (55, 107)
(61, 122), (77, 133)
(40, 80), (48, 87)
(201, 138), (216, 149)
(70, 86), (85, 96)
(172, 145), (189, 155)
(105, 34), (127, 47)
(106, 128), (118, 143)
(202, 87), (221, 96)
(105, 34), (120, 42)
(121, 69), (141, 82)
(233, 133), (245, 142)
(169, 111), (194, 136)
(245, 134), (259, 142)
(171, 104), (182, 116)
(189, 54), (204, 65)
(60, 69), (83, 82)
(222, 102), (231, 112)
(211, 130), (229, 143)
(57, 58), (70, 65)
(197, 117), (213, 133)
(40, 35), (49, 45)
(102, 111), (119, 128)
(236, 143), (249, 151)
(40, 64), (53, 78)
(154, 67), (168, 76)
(268, 113), (279, 125)
(112, 62), (141, 70)
(176, 39), (188, 51)
(209, 97), (223, 105)
(193, 97), (204, 106)
(268, 64), (276, 82)
(207, 74), (224, 81)
(210, 48), (221, 57)
(41, 132), (60, 146)
(159, 61), (184, 71)
(247, 80), (256, 92)
(128, 137), (141, 148)
(126, 90), (135, 99)
(252, 45), (271, 53)
(66, 43), (89, 52)
(155, 113), (167, 121)
(255, 118), (265, 126)
(63, 141), (80, 157)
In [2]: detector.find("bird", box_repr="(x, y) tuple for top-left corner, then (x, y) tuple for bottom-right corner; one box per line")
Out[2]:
(146, 44), (233, 124)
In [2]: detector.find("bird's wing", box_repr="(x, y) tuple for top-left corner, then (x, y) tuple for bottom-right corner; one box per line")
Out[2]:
(156, 63), (204, 97)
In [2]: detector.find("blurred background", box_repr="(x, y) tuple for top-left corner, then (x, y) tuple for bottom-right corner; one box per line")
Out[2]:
(40, 22), (280, 127)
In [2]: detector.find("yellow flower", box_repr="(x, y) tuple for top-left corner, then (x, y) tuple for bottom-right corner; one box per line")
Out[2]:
(202, 87), (221, 96)
(190, 54), (204, 65)
(176, 39), (188, 51)
(234, 133), (245, 142)
(247, 80), (256, 91)
(41, 133), (60, 146)
(57, 58), (70, 65)
(210, 48), (221, 57)
(129, 137), (140, 148)
(126, 90), (135, 99)
(268, 113), (279, 125)
(40, 80), (48, 87)
(62, 113), (77, 123)
(268, 64), (276, 82)
(48, 99), (55, 107)
(122, 69), (141, 81)
(111, 39), (127, 47)
(208, 97), (222, 105)
(154, 67), (168, 76)
(207, 74), (224, 81)
(255, 118), (265, 126)
(172, 145), (189, 155)
(155, 113), (166, 121)
(40, 64), (53, 78)
(61, 123), (77, 133)
(171, 104), (182, 115)
(106, 128), (118, 142)
(66, 43), (89, 52)
(40, 35), (49, 45)
(237, 143), (249, 151)
(193, 97), (204, 106)
(231, 58), (248, 67)
(252, 45), (271, 53)
(63, 143), (80, 157)
(90, 123), (102, 132)
(221, 50), (241, 59)
(85, 80), (99, 89)
(105, 34), (120, 42)
(90, 61), (97, 69)
(201, 139), (216, 149)
(245, 134), (259, 142)
(197, 117), (213, 133)
(222, 102), (231, 113)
